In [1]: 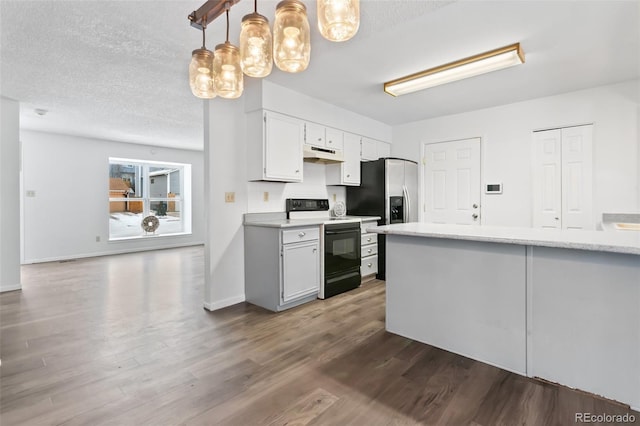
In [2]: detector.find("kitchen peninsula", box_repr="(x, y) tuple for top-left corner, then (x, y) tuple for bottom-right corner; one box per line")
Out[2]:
(369, 223), (640, 410)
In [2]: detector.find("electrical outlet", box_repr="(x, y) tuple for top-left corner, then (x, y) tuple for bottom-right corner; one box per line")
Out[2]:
(263, 192), (269, 202)
(26, 190), (36, 197)
(95, 236), (101, 242)
(225, 192), (235, 203)
(332, 193), (337, 202)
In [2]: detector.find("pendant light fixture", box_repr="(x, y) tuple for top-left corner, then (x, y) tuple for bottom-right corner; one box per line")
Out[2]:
(317, 0), (360, 42)
(273, 0), (311, 73)
(213, 6), (243, 99)
(240, 0), (273, 78)
(189, 25), (216, 99)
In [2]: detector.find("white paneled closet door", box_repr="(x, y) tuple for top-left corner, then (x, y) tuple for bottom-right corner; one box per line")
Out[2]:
(532, 130), (562, 229)
(532, 125), (593, 230)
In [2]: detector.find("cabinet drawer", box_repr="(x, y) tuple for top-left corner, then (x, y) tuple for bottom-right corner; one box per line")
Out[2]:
(361, 255), (378, 276)
(361, 233), (377, 246)
(361, 244), (378, 258)
(361, 221), (378, 232)
(282, 227), (319, 244)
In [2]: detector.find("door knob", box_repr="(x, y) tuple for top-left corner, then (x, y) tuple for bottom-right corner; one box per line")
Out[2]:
(473, 204), (478, 209)
(472, 213), (478, 219)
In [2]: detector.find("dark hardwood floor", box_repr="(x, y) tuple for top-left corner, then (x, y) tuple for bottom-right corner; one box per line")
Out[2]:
(1, 246), (637, 425)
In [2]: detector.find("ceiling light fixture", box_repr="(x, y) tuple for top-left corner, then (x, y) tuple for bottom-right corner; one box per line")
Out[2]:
(384, 43), (525, 97)
(189, 25), (216, 99)
(188, 0), (360, 98)
(240, 0), (273, 78)
(213, 6), (243, 98)
(317, 0), (360, 42)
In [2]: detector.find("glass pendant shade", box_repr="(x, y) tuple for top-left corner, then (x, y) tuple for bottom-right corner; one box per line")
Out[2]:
(317, 0), (359, 42)
(240, 13), (273, 78)
(189, 48), (216, 99)
(213, 42), (244, 99)
(273, 0), (310, 73)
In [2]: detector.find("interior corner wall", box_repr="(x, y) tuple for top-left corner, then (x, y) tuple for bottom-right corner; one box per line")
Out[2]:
(20, 131), (205, 263)
(0, 97), (21, 292)
(392, 80), (640, 228)
(203, 98), (248, 311)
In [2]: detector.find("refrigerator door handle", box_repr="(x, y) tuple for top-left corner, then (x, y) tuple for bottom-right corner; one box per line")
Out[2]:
(402, 185), (410, 223)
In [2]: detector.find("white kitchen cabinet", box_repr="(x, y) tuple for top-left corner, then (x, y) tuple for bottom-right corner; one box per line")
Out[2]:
(305, 122), (344, 151)
(326, 132), (360, 185)
(282, 239), (320, 303)
(360, 219), (378, 280)
(247, 110), (304, 182)
(361, 137), (377, 161)
(244, 225), (320, 312)
(377, 141), (391, 158)
(361, 137), (391, 161)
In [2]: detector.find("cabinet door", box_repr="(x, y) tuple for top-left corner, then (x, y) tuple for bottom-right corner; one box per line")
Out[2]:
(305, 122), (325, 148)
(361, 137), (377, 161)
(343, 133), (361, 185)
(265, 112), (303, 182)
(377, 141), (391, 159)
(282, 240), (320, 303)
(326, 127), (344, 151)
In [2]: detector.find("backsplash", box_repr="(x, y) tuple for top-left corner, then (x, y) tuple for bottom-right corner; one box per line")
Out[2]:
(247, 162), (347, 213)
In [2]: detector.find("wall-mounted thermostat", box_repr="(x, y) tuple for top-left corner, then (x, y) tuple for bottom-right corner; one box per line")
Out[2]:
(485, 183), (502, 194)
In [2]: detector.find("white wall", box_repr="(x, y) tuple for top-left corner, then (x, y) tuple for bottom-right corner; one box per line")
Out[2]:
(204, 80), (391, 310)
(1, 97), (21, 292)
(21, 130), (205, 263)
(203, 99), (248, 311)
(393, 80), (640, 228)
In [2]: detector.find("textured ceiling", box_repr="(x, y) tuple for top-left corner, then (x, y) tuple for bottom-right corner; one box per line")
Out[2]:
(1, 0), (638, 151)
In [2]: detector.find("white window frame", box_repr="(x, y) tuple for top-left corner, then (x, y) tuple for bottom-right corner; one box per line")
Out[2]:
(109, 157), (192, 241)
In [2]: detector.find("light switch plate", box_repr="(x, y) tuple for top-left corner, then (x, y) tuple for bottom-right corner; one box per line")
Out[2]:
(263, 192), (269, 202)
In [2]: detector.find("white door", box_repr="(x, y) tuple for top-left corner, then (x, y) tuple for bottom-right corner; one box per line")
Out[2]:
(282, 241), (320, 303)
(561, 126), (593, 230)
(532, 129), (562, 229)
(532, 125), (593, 230)
(264, 112), (303, 182)
(422, 138), (481, 225)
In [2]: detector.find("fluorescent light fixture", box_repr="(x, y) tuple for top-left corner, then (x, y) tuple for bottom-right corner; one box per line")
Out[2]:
(384, 43), (525, 97)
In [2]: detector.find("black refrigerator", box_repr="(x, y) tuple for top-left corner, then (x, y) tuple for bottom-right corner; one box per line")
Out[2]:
(346, 158), (418, 280)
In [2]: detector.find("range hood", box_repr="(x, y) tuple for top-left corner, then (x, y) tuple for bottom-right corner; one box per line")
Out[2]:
(303, 145), (344, 164)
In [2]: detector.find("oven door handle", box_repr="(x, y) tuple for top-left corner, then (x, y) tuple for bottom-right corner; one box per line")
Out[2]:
(325, 230), (358, 235)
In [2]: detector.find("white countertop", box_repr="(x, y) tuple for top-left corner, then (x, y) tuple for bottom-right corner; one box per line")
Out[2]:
(368, 222), (640, 255)
(244, 214), (381, 228)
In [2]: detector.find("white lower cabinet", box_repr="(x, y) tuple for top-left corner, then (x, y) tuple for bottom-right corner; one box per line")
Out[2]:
(282, 238), (320, 303)
(245, 225), (320, 312)
(360, 219), (379, 279)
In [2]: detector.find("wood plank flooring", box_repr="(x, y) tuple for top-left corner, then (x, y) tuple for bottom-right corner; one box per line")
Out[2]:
(1, 246), (637, 425)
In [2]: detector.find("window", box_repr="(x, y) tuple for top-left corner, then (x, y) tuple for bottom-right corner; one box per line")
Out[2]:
(109, 158), (192, 240)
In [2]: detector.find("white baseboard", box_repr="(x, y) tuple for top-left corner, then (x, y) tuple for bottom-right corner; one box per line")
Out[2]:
(0, 283), (22, 293)
(204, 294), (245, 311)
(22, 242), (204, 264)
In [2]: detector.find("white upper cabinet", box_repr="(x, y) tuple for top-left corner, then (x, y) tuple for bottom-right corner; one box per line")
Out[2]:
(361, 137), (377, 161)
(326, 132), (361, 186)
(377, 140), (391, 158)
(361, 137), (390, 161)
(247, 110), (304, 182)
(305, 122), (344, 151)
(325, 127), (344, 151)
